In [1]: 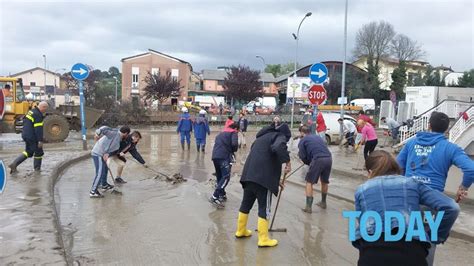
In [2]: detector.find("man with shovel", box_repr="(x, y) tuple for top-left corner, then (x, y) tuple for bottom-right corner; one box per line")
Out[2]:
(235, 119), (291, 248)
(298, 125), (333, 212)
(111, 130), (147, 184)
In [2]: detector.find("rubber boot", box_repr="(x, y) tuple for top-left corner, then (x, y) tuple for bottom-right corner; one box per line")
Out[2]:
(8, 154), (28, 174)
(301, 196), (314, 213)
(187, 143), (191, 150)
(257, 217), (278, 247)
(181, 143), (185, 150)
(201, 144), (205, 152)
(33, 158), (42, 171)
(316, 193), (327, 209)
(235, 212), (252, 238)
(197, 144), (200, 152)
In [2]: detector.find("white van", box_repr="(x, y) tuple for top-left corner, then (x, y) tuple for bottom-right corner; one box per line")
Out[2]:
(350, 98), (375, 112)
(302, 112), (357, 144)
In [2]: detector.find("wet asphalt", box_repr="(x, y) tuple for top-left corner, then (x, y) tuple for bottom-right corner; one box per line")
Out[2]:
(52, 131), (473, 265)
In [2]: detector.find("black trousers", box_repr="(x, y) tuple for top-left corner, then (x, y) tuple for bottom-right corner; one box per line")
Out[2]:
(239, 182), (272, 219)
(356, 238), (429, 266)
(363, 139), (378, 160)
(23, 139), (44, 159)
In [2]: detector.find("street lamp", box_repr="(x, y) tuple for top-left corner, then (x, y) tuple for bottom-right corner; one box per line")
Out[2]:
(340, 0), (348, 142)
(256, 55), (266, 89)
(290, 12), (312, 129)
(113, 76), (118, 103)
(53, 68), (66, 107)
(43, 54), (46, 101)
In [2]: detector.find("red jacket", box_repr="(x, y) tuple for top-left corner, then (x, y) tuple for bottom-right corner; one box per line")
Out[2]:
(316, 112), (327, 133)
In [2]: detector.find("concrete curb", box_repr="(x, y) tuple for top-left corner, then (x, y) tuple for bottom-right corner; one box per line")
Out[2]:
(286, 177), (474, 243)
(331, 166), (474, 205)
(50, 152), (91, 266)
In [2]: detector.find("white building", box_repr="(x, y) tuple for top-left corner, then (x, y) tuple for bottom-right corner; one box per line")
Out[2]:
(10, 67), (61, 100)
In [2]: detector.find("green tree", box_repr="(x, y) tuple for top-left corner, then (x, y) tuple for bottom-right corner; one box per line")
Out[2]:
(457, 69), (474, 87)
(264, 64), (282, 77)
(424, 65), (444, 86)
(224, 65), (263, 102)
(390, 61), (407, 99)
(264, 62), (302, 77)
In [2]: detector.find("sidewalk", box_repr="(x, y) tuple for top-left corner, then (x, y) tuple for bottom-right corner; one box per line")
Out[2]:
(287, 143), (474, 242)
(0, 139), (88, 265)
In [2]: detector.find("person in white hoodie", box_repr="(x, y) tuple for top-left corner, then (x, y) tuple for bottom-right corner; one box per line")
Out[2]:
(89, 126), (130, 198)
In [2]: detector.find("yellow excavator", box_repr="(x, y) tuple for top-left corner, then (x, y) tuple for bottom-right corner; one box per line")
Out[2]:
(0, 77), (104, 142)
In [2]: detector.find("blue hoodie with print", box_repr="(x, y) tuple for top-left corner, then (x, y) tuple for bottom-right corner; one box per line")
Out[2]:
(397, 131), (474, 191)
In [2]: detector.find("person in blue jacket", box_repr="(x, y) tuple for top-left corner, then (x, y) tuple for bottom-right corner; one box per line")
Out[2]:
(177, 107), (193, 150)
(193, 110), (210, 152)
(353, 150), (459, 266)
(397, 111), (474, 200)
(397, 111), (474, 266)
(298, 125), (333, 212)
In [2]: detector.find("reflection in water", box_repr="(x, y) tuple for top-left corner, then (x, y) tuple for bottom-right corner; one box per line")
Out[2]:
(301, 215), (327, 265)
(208, 211), (234, 265)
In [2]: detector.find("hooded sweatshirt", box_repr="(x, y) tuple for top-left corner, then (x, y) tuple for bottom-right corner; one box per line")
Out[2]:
(397, 131), (474, 191)
(91, 126), (122, 157)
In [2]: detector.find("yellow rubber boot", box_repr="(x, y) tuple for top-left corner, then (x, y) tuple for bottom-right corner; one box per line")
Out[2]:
(235, 212), (252, 238)
(257, 217), (278, 247)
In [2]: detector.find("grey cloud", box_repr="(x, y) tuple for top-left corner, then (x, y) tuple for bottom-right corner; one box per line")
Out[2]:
(1, 0), (472, 75)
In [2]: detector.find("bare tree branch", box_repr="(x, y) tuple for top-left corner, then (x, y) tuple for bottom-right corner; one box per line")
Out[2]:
(390, 34), (426, 61)
(353, 20), (396, 65)
(143, 71), (182, 104)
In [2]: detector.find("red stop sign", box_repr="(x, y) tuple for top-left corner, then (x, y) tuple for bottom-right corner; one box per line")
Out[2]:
(308, 85), (327, 105)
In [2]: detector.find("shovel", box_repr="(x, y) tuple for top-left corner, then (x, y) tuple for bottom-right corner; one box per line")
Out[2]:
(106, 159), (122, 195)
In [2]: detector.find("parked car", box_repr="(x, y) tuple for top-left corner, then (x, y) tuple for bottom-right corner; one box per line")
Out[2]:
(302, 112), (357, 144)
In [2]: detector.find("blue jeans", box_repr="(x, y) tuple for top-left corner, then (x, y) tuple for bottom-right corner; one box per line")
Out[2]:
(212, 159), (231, 198)
(91, 155), (108, 192)
(180, 131), (191, 144)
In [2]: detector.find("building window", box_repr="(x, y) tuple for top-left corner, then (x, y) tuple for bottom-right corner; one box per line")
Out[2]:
(263, 82), (271, 87)
(217, 80), (224, 86)
(132, 67), (139, 87)
(151, 68), (159, 76)
(171, 69), (179, 81)
(30, 82), (36, 86)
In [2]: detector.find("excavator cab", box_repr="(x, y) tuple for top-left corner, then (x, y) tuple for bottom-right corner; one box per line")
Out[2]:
(0, 77), (32, 132)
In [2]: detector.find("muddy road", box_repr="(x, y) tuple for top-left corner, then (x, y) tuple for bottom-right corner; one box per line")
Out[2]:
(54, 131), (474, 265)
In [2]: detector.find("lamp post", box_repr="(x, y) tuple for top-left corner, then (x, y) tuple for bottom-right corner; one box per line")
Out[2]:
(53, 68), (66, 108)
(290, 12), (312, 129)
(43, 54), (46, 100)
(340, 0), (348, 141)
(256, 55), (266, 89)
(113, 76), (118, 103)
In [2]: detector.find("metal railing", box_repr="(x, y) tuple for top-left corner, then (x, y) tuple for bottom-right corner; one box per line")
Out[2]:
(398, 100), (473, 146)
(449, 105), (474, 144)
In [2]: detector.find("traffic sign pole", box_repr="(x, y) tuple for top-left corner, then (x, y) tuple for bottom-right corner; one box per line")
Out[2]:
(79, 81), (87, 150)
(71, 63), (90, 151)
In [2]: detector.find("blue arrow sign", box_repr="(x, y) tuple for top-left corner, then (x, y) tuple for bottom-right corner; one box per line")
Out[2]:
(309, 63), (328, 84)
(71, 63), (90, 80)
(0, 160), (6, 194)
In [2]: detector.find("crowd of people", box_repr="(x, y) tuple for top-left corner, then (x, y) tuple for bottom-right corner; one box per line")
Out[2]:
(7, 103), (473, 265)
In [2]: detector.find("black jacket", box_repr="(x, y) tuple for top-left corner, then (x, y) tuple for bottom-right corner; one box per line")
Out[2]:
(22, 107), (44, 142)
(117, 135), (145, 164)
(238, 117), (248, 132)
(212, 131), (238, 161)
(240, 125), (291, 195)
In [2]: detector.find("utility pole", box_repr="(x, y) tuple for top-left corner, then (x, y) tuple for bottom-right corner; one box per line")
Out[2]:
(43, 55), (46, 101)
(340, 0), (349, 141)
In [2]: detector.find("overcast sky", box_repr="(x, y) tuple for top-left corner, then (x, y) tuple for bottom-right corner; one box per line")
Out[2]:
(1, 0), (472, 76)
